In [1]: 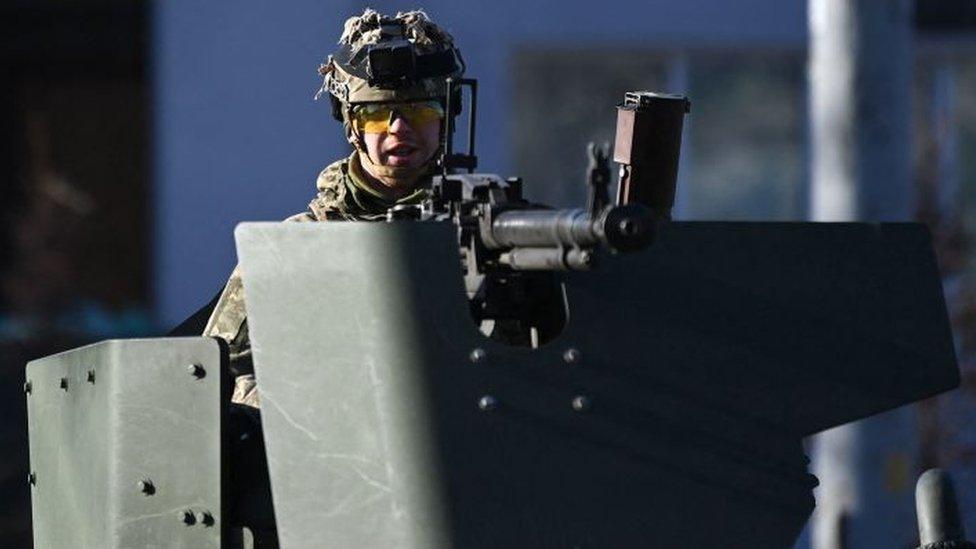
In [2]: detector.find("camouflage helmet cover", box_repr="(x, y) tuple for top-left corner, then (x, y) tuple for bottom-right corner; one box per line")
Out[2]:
(317, 9), (465, 106)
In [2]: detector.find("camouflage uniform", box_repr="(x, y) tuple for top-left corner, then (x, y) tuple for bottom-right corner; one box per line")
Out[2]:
(203, 152), (430, 407)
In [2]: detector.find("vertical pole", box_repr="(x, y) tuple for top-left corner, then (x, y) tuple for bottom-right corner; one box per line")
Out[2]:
(444, 78), (456, 160)
(809, 0), (914, 222)
(467, 79), (478, 172)
(808, 1), (917, 548)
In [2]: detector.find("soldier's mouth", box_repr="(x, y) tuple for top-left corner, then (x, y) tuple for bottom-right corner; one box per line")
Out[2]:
(385, 144), (418, 165)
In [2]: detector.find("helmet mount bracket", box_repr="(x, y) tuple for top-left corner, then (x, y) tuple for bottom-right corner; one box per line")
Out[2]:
(440, 77), (478, 176)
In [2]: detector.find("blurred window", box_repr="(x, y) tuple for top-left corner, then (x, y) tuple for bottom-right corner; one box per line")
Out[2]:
(684, 53), (805, 220)
(511, 49), (668, 207)
(512, 49), (805, 219)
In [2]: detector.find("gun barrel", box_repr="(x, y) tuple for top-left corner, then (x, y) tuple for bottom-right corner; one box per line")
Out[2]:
(487, 209), (600, 249)
(484, 204), (654, 255)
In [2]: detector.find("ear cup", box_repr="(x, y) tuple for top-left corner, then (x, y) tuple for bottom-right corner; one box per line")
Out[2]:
(330, 96), (344, 122)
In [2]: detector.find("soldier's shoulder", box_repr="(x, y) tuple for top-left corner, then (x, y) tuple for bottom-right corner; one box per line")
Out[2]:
(203, 265), (247, 341)
(308, 156), (351, 220)
(316, 157), (350, 194)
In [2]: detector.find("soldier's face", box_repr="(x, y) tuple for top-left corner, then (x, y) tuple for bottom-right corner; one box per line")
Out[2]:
(362, 110), (441, 169)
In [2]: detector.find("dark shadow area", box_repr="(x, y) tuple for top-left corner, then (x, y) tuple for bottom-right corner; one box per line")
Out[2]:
(0, 2), (150, 545)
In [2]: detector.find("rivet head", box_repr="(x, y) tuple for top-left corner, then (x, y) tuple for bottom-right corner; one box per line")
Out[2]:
(563, 348), (581, 364)
(571, 395), (591, 413)
(23, 381), (31, 395)
(86, 370), (96, 384)
(138, 479), (155, 495)
(187, 364), (206, 379)
(469, 348), (486, 363)
(477, 395), (498, 412)
(197, 511), (215, 527)
(59, 377), (68, 391)
(28, 472), (36, 486)
(181, 510), (196, 525)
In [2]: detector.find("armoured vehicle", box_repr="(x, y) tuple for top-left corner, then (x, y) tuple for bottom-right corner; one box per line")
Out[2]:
(25, 86), (966, 548)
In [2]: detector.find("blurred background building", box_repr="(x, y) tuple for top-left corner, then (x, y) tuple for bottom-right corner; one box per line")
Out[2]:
(1, 0), (974, 547)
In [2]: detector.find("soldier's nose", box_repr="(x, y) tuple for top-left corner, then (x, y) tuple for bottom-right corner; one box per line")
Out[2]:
(388, 111), (412, 134)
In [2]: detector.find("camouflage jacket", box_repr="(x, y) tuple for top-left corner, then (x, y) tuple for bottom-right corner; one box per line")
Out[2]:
(203, 153), (429, 407)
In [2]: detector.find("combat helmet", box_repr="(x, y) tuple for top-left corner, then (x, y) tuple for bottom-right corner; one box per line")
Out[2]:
(317, 9), (465, 177)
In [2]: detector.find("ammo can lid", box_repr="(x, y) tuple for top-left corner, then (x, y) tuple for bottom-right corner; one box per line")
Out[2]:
(622, 90), (691, 112)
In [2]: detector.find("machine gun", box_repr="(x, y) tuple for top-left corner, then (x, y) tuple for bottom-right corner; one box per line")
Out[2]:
(421, 85), (690, 270)
(387, 86), (691, 346)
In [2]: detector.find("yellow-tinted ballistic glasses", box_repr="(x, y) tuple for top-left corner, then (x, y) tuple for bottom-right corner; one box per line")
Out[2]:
(351, 101), (445, 134)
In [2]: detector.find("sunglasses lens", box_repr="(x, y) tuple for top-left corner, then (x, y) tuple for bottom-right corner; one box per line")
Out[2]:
(352, 101), (444, 133)
(352, 105), (392, 133)
(401, 102), (445, 125)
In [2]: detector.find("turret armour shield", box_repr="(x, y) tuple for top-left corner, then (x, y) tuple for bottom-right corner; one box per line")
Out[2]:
(234, 220), (958, 548)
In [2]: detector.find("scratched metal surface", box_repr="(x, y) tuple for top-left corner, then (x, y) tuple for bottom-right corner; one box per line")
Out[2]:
(236, 220), (957, 548)
(26, 338), (225, 548)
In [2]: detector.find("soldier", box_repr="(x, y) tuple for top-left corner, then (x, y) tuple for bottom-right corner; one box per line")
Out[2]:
(203, 9), (465, 407)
